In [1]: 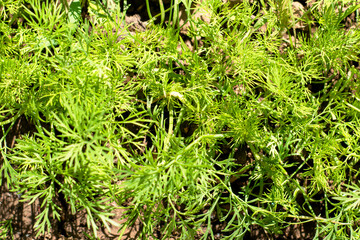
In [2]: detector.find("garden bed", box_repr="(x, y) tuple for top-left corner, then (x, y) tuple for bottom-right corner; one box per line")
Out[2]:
(1, 0), (360, 239)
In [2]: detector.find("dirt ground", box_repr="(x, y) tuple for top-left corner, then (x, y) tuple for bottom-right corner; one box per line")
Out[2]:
(1, 0), (359, 239)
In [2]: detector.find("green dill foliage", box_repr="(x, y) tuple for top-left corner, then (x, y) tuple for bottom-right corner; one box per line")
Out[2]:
(0, 0), (146, 237)
(1, 0), (360, 239)
(11, 90), (118, 236)
(0, 219), (13, 240)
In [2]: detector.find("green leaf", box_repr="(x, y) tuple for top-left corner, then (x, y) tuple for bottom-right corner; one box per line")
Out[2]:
(68, 0), (82, 32)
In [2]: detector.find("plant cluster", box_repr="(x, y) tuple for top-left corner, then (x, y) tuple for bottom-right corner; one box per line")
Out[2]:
(1, 0), (360, 239)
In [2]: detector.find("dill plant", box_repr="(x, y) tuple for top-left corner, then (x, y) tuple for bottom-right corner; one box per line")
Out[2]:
(1, 0), (360, 239)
